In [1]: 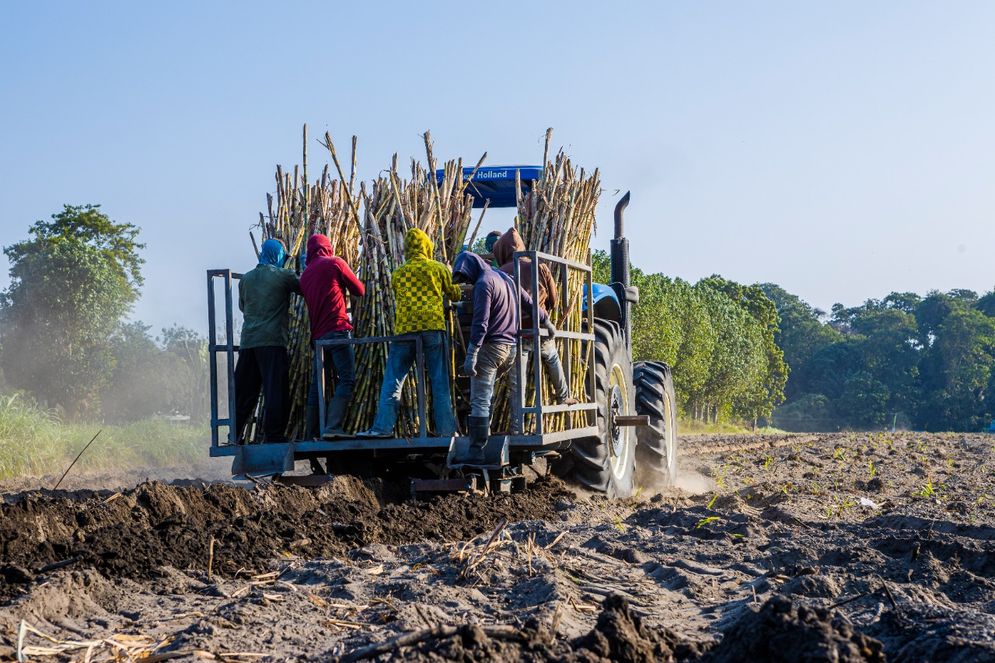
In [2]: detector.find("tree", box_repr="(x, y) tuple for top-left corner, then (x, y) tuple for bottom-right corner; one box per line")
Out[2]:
(759, 284), (843, 399)
(101, 323), (209, 423)
(916, 308), (995, 431)
(0, 205), (145, 417)
(160, 325), (210, 421)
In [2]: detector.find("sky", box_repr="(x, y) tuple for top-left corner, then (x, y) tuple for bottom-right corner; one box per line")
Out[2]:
(1, 1), (994, 334)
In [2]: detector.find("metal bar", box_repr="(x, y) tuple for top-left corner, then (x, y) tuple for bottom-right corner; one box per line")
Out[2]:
(208, 423), (604, 457)
(415, 334), (427, 439)
(533, 330), (593, 341)
(528, 250), (592, 273)
(513, 255), (526, 435)
(529, 256), (543, 435)
(523, 403), (598, 414)
(211, 345), (241, 353)
(615, 415), (651, 427)
(316, 338), (326, 438)
(223, 271), (237, 445)
(314, 332), (426, 347)
(207, 272), (219, 447)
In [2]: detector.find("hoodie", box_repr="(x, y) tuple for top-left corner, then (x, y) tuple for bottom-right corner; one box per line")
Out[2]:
(300, 234), (366, 339)
(258, 238), (286, 267)
(392, 228), (462, 334)
(452, 251), (548, 346)
(239, 241), (300, 350)
(492, 227), (558, 317)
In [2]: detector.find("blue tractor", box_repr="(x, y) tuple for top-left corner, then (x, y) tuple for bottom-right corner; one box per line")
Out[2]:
(207, 166), (678, 497)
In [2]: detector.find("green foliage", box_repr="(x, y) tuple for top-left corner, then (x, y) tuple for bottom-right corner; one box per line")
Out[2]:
(772, 285), (995, 432)
(592, 251), (784, 424)
(0, 205), (145, 418)
(0, 394), (205, 480)
(102, 323), (210, 423)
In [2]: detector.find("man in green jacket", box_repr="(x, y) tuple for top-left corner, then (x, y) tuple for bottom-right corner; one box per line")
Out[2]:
(234, 239), (301, 443)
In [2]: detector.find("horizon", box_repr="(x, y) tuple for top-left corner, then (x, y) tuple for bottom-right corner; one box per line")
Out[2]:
(2, 1), (994, 334)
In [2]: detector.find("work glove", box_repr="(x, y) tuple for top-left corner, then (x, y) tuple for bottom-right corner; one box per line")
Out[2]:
(543, 318), (557, 340)
(463, 344), (480, 377)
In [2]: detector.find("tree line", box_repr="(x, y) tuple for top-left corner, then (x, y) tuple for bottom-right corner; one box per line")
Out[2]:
(592, 251), (787, 424)
(0, 205), (209, 422)
(763, 285), (995, 432)
(9, 206), (991, 433)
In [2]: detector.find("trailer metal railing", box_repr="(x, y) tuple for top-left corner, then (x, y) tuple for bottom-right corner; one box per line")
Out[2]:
(512, 250), (598, 435)
(313, 332), (436, 440)
(207, 252), (600, 469)
(207, 269), (242, 448)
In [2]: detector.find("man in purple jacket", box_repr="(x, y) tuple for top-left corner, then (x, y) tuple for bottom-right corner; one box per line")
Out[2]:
(452, 251), (555, 461)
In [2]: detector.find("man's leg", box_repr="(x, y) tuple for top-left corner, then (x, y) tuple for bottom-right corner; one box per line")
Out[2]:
(234, 348), (262, 443)
(326, 333), (357, 434)
(257, 346), (290, 442)
(466, 343), (513, 455)
(305, 347), (322, 439)
(469, 343), (511, 419)
(540, 339), (575, 403)
(364, 339), (415, 436)
(423, 331), (457, 436)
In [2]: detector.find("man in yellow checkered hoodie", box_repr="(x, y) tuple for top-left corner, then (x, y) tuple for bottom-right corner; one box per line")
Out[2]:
(358, 228), (462, 438)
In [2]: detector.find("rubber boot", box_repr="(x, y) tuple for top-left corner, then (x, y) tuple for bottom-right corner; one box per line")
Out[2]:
(465, 415), (490, 464)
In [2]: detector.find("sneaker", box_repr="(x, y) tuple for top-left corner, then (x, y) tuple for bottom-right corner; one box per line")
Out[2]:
(356, 429), (392, 439)
(321, 428), (350, 440)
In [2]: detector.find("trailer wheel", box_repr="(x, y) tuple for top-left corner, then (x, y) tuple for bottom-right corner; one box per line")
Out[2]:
(564, 319), (635, 497)
(633, 361), (679, 488)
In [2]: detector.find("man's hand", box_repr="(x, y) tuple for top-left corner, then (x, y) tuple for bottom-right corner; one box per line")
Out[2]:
(543, 318), (557, 340)
(463, 344), (479, 377)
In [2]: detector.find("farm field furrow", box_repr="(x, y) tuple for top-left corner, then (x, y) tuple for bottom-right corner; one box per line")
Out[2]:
(2, 432), (993, 661)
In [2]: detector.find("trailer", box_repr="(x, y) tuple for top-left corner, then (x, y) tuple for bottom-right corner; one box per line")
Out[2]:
(207, 169), (678, 498)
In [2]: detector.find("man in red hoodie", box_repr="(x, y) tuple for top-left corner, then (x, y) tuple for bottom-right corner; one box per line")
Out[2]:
(300, 234), (366, 438)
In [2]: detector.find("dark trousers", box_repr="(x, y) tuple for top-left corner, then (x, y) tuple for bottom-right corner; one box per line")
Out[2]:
(234, 346), (289, 442)
(306, 331), (357, 437)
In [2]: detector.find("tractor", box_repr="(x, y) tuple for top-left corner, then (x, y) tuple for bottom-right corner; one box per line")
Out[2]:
(207, 166), (678, 498)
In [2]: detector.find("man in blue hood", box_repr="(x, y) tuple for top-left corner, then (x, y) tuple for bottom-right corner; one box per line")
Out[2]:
(234, 238), (301, 443)
(451, 251), (555, 460)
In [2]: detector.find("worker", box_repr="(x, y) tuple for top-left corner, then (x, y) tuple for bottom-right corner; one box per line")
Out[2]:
(300, 234), (366, 439)
(234, 239), (300, 443)
(481, 230), (502, 267)
(492, 228), (578, 428)
(452, 251), (554, 462)
(358, 228), (461, 438)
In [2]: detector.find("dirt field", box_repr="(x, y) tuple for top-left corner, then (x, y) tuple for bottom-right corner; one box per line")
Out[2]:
(2, 432), (994, 661)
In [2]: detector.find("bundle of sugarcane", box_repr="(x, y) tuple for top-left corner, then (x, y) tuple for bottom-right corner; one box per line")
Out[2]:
(321, 131), (486, 435)
(509, 128), (602, 433)
(250, 126), (360, 441)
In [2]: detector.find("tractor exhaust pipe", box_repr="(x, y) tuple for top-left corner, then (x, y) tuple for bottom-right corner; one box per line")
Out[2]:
(613, 190), (630, 241)
(610, 191), (631, 290)
(610, 191), (633, 346)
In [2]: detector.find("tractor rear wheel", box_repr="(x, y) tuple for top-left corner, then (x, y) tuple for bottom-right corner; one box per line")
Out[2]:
(564, 319), (635, 498)
(633, 361), (679, 487)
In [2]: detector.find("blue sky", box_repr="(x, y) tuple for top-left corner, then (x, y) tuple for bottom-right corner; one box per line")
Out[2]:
(1, 1), (994, 333)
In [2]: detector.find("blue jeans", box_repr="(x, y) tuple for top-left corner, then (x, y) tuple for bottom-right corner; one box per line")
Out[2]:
(370, 331), (457, 436)
(306, 330), (356, 437)
(469, 342), (516, 419)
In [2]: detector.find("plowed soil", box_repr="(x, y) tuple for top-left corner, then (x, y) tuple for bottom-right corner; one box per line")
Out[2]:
(2, 432), (994, 661)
